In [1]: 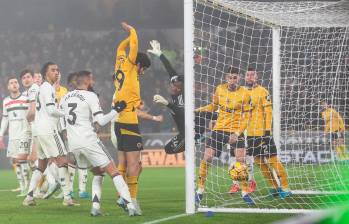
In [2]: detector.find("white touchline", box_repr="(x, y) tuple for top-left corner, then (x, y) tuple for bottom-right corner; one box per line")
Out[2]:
(142, 213), (190, 224)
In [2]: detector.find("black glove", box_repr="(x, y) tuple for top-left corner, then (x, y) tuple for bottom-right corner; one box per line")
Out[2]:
(113, 101), (127, 113)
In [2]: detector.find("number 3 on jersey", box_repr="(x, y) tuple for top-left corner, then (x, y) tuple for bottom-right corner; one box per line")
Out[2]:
(114, 70), (125, 91)
(67, 103), (77, 125)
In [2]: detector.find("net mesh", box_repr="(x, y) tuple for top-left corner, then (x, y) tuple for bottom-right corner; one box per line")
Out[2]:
(193, 0), (349, 211)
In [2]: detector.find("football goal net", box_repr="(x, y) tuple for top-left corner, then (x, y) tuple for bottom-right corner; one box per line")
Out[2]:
(184, 0), (349, 214)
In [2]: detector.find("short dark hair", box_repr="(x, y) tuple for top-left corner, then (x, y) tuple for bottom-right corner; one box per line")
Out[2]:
(225, 66), (239, 75)
(41, 62), (56, 78)
(7, 75), (18, 85)
(136, 52), (151, 68)
(170, 75), (184, 84)
(20, 69), (34, 79)
(67, 72), (77, 85)
(247, 67), (257, 72)
(75, 70), (92, 86)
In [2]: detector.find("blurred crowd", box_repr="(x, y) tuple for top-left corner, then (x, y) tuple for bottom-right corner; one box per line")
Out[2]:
(0, 29), (184, 134)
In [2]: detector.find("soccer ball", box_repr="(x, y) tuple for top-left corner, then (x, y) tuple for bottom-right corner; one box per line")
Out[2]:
(229, 162), (248, 181)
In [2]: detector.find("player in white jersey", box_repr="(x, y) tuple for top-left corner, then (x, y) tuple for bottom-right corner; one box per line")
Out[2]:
(0, 76), (31, 196)
(19, 69), (43, 196)
(65, 72), (90, 199)
(60, 70), (136, 216)
(23, 62), (77, 207)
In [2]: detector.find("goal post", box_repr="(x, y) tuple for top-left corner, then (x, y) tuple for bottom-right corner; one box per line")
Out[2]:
(184, 0), (196, 215)
(184, 0), (349, 214)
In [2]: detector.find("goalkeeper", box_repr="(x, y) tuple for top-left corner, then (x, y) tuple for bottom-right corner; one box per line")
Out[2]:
(243, 68), (291, 199)
(195, 66), (255, 206)
(320, 100), (347, 161)
(147, 40), (185, 154)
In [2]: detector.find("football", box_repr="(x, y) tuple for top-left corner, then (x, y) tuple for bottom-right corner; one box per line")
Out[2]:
(229, 162), (248, 181)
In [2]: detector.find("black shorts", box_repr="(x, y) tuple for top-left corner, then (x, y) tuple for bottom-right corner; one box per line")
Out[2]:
(114, 122), (143, 152)
(206, 131), (245, 157)
(247, 136), (277, 157)
(330, 132), (344, 140)
(165, 134), (185, 154)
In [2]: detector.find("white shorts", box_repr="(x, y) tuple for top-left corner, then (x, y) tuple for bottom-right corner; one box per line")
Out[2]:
(37, 133), (67, 159)
(72, 140), (112, 169)
(7, 138), (31, 158)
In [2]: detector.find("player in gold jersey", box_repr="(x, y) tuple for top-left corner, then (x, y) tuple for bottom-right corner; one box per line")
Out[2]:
(320, 100), (347, 161)
(195, 66), (255, 206)
(113, 22), (151, 215)
(244, 68), (291, 199)
(55, 73), (68, 104)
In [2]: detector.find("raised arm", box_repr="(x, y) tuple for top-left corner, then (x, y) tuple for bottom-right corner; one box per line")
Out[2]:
(160, 54), (178, 78)
(148, 40), (178, 78)
(120, 22), (138, 64)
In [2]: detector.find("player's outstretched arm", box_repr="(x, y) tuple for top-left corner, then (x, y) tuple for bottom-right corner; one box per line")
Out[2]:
(148, 40), (178, 78)
(137, 109), (163, 122)
(121, 22), (138, 64)
(195, 88), (219, 112)
(153, 94), (184, 118)
(94, 101), (127, 126)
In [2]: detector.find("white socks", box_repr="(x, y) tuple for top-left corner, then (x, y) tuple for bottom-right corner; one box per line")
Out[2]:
(57, 166), (71, 200)
(27, 169), (43, 198)
(68, 165), (76, 193)
(92, 175), (103, 209)
(20, 162), (30, 189)
(78, 168), (88, 193)
(112, 175), (132, 204)
(15, 164), (25, 192)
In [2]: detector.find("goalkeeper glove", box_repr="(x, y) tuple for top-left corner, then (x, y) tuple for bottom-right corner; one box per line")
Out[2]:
(112, 101), (127, 112)
(147, 40), (162, 57)
(153, 94), (169, 106)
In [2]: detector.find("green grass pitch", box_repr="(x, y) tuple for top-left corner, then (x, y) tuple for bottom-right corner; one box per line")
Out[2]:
(0, 168), (296, 224)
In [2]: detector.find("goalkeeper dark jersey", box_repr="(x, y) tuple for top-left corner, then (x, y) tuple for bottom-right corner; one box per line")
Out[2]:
(159, 54), (184, 135)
